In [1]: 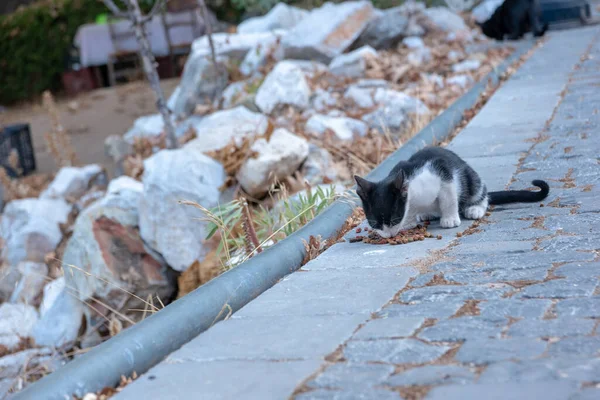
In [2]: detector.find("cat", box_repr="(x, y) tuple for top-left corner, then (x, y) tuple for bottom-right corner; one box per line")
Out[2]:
(354, 146), (549, 238)
(478, 0), (548, 41)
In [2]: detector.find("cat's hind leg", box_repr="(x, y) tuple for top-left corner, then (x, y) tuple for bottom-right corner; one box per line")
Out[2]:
(439, 181), (461, 228)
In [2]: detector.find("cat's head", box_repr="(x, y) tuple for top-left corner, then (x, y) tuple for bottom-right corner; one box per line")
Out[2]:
(354, 172), (408, 238)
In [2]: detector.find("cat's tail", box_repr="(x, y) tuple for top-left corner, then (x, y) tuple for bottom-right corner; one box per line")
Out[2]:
(488, 180), (550, 205)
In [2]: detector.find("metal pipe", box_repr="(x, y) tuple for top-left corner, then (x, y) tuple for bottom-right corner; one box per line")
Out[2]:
(13, 41), (534, 400)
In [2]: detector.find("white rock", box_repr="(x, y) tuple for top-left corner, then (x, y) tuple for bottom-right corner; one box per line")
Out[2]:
(40, 165), (104, 200)
(283, 1), (374, 62)
(218, 78), (261, 109)
(329, 46), (377, 78)
(311, 88), (338, 112)
(107, 175), (144, 194)
(238, 3), (308, 34)
(0, 348), (53, 380)
(40, 277), (66, 317)
(306, 114), (368, 141)
(353, 5), (409, 49)
(124, 114), (167, 142)
(285, 60), (329, 78)
(255, 61), (311, 114)
(373, 88), (429, 115)
(185, 106), (269, 153)
(169, 53), (229, 119)
(448, 50), (463, 62)
(447, 74), (473, 88)
(402, 36), (425, 49)
(236, 128), (309, 198)
(344, 79), (389, 108)
(453, 59), (482, 73)
(9, 262), (48, 306)
(191, 31), (286, 62)
(239, 34), (285, 76)
(140, 148), (226, 271)
(301, 144), (337, 186)
(472, 0), (504, 23)
(424, 73), (445, 89)
(32, 289), (83, 348)
(407, 46), (432, 66)
(362, 88), (429, 132)
(0, 303), (38, 350)
(424, 7), (468, 33)
(1, 198), (72, 266)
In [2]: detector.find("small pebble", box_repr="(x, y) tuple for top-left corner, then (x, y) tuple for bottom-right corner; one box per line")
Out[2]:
(540, 203), (544, 207)
(436, 235), (442, 240)
(356, 227), (362, 233)
(456, 232), (463, 237)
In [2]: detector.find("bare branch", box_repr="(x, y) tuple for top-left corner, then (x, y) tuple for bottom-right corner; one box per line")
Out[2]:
(101, 0), (128, 18)
(197, 0), (218, 68)
(142, 0), (169, 24)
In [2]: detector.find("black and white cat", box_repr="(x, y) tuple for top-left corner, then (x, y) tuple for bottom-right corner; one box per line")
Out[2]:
(354, 147), (549, 238)
(478, 0), (548, 41)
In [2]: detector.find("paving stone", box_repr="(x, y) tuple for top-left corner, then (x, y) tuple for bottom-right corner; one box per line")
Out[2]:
(536, 235), (600, 253)
(478, 299), (552, 322)
(386, 365), (475, 387)
(555, 298), (600, 318)
(114, 360), (321, 400)
(400, 284), (512, 304)
(570, 388), (600, 400)
(297, 388), (403, 400)
(508, 317), (595, 338)
(344, 339), (451, 364)
(517, 278), (598, 299)
(166, 315), (366, 362)
(554, 262), (600, 281)
(418, 316), (504, 343)
(457, 228), (547, 243)
(376, 301), (463, 320)
(410, 273), (437, 287)
(425, 382), (577, 400)
(234, 266), (417, 317)
(307, 363), (394, 389)
(447, 241), (534, 256)
(456, 338), (547, 365)
(548, 336), (600, 357)
(544, 215), (600, 235)
(445, 265), (549, 285)
(478, 357), (600, 384)
(354, 317), (425, 339)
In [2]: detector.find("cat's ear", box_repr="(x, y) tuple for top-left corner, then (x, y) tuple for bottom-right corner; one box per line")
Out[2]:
(354, 175), (373, 198)
(393, 170), (406, 193)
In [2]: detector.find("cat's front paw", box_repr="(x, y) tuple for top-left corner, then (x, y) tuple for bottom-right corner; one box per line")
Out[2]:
(464, 205), (486, 220)
(440, 215), (461, 228)
(399, 221), (418, 230)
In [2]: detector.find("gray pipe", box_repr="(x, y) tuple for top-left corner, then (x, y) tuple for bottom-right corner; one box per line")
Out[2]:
(13, 41), (533, 400)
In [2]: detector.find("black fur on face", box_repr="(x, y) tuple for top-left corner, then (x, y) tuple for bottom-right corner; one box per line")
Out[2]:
(354, 172), (407, 231)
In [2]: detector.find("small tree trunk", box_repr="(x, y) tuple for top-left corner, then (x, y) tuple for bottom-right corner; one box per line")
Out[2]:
(196, 0), (218, 68)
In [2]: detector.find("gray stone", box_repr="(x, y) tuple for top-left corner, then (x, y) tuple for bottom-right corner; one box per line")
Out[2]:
(239, 34), (285, 76)
(0, 303), (38, 351)
(297, 389), (402, 400)
(255, 61), (311, 114)
(311, 88), (338, 112)
(167, 315), (364, 362)
(139, 148), (226, 271)
(361, 88), (429, 132)
(236, 128), (310, 198)
(185, 106), (269, 154)
(62, 176), (175, 315)
(424, 8), (468, 33)
(447, 74), (473, 89)
(191, 31), (282, 63)
(329, 46), (377, 78)
(0, 347), (55, 380)
(9, 261), (47, 306)
(418, 316), (504, 342)
(353, 6), (409, 50)
(234, 266), (417, 318)
(238, 3), (308, 34)
(114, 360), (321, 400)
(548, 336), (600, 356)
(376, 301), (463, 319)
(555, 297), (600, 318)
(344, 338), (451, 364)
(554, 262), (600, 281)
(306, 114), (369, 141)
(448, 240), (533, 256)
(402, 36), (424, 49)
(39, 277), (65, 316)
(32, 289), (84, 348)
(218, 78), (260, 109)
(478, 357), (600, 384)
(354, 317), (424, 339)
(508, 317), (595, 338)
(407, 46), (432, 66)
(517, 278), (598, 299)
(386, 365), (475, 387)
(308, 363), (394, 389)
(169, 54), (228, 118)
(104, 135), (133, 176)
(571, 388), (600, 400)
(478, 299), (552, 321)
(123, 113), (173, 142)
(282, 1), (374, 62)
(300, 144), (337, 185)
(456, 338), (547, 364)
(400, 284), (512, 303)
(536, 235), (600, 254)
(1, 198), (72, 266)
(426, 382), (577, 400)
(40, 164), (105, 200)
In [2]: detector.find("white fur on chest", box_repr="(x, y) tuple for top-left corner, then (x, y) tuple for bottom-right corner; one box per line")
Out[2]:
(406, 167), (444, 213)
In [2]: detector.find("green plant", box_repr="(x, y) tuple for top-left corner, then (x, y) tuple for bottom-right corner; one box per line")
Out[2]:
(201, 184), (338, 269)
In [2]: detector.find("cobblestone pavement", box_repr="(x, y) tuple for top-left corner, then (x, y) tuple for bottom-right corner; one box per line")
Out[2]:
(116, 27), (600, 400)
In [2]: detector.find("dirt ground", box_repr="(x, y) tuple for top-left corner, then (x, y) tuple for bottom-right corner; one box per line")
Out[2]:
(0, 78), (180, 177)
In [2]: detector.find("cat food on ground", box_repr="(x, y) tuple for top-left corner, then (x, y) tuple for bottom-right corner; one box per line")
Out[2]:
(351, 225), (435, 246)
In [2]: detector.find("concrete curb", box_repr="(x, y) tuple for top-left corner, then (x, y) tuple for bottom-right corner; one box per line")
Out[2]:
(13, 41), (536, 400)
